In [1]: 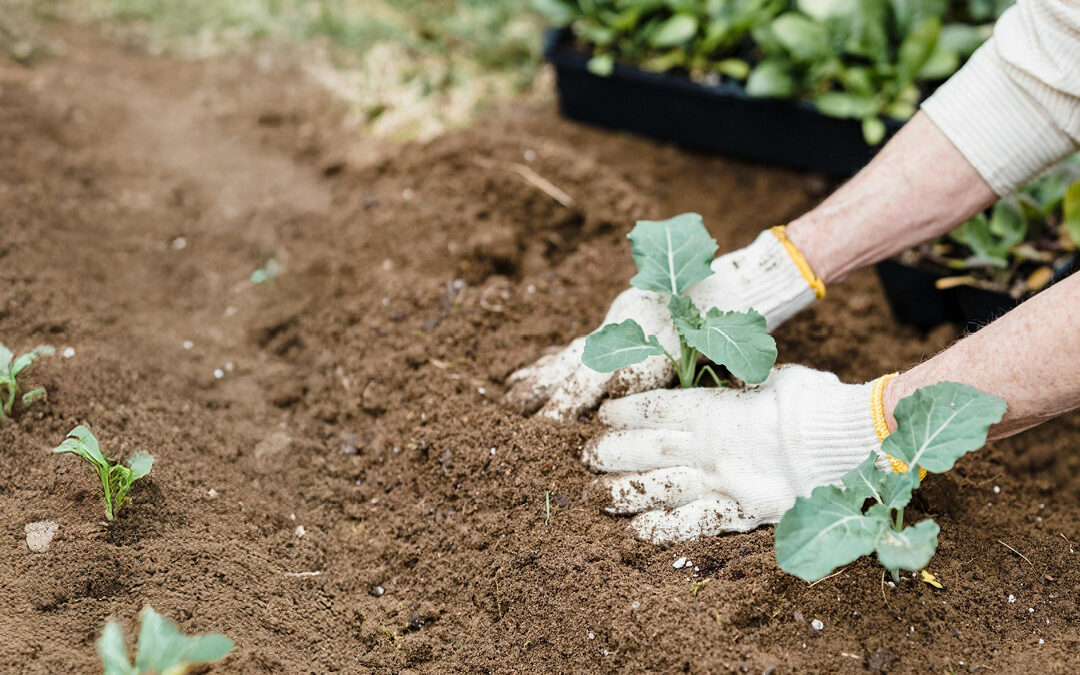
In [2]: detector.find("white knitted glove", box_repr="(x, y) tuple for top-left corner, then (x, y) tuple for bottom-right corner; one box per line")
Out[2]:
(585, 365), (886, 544)
(504, 229), (822, 421)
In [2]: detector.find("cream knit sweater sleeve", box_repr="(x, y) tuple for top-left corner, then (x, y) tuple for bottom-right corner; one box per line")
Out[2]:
(921, 0), (1080, 196)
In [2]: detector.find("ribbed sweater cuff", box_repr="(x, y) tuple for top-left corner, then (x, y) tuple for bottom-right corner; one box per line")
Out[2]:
(799, 381), (881, 490)
(921, 42), (1078, 197)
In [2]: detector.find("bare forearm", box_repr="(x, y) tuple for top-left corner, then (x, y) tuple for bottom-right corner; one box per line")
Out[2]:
(785, 112), (997, 284)
(883, 273), (1080, 441)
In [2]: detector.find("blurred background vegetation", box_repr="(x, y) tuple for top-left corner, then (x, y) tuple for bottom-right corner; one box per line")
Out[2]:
(1, 0), (550, 140)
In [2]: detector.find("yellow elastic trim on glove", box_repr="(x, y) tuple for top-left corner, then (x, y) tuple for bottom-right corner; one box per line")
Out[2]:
(770, 225), (826, 299)
(871, 372), (928, 479)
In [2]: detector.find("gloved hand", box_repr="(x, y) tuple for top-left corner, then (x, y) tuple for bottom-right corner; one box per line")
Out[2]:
(504, 227), (825, 421)
(584, 365), (896, 544)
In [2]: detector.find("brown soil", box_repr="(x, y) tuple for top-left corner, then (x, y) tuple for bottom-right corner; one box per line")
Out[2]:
(2, 24), (1078, 674)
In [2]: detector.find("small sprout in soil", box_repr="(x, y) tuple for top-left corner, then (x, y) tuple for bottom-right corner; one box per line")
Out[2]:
(775, 382), (1006, 583)
(0, 344), (54, 419)
(690, 578), (710, 596)
(582, 214), (776, 387)
(52, 425), (154, 521)
(98, 605), (233, 675)
(250, 257), (280, 284)
(545, 490), (551, 525)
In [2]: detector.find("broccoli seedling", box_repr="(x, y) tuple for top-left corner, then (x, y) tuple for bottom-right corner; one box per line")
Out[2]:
(581, 213), (777, 387)
(52, 425), (154, 521)
(775, 382), (1006, 583)
(98, 606), (234, 675)
(0, 344), (54, 419)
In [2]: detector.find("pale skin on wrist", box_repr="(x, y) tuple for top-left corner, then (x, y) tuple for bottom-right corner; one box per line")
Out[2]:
(781, 110), (1080, 442)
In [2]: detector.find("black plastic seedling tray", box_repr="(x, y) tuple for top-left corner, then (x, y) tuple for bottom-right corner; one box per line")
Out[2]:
(544, 29), (904, 176)
(876, 257), (1079, 333)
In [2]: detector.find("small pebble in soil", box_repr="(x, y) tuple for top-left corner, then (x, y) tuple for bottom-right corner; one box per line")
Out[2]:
(225, 362), (235, 372)
(527, 284), (536, 294)
(208, 489), (217, 497)
(631, 601), (639, 610)
(811, 619), (823, 631)
(1039, 639), (1044, 644)
(25, 521), (58, 552)
(170, 237), (187, 250)
(225, 306), (238, 317)
(1008, 594), (1016, 603)
(402, 188), (415, 200)
(672, 557), (688, 569)
(294, 525), (306, 537)
(213, 369), (224, 379)
(1029, 608), (1034, 613)
(524, 149), (537, 162)
(477, 387), (486, 396)
(588, 632), (595, 640)
(182, 340), (194, 350)
(382, 259), (394, 271)
(489, 447), (496, 455)
(61, 347), (75, 358)
(371, 585), (385, 597)
(993, 485), (1001, 494)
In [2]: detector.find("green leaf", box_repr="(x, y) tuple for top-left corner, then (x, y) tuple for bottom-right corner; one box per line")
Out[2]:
(897, 17), (940, 86)
(0, 345), (13, 376)
(667, 295), (702, 331)
(677, 308), (776, 384)
(948, 213), (1009, 268)
(128, 452), (154, 480)
(21, 387), (46, 407)
(133, 606), (234, 674)
(714, 58), (750, 80)
(582, 320), (666, 372)
(1062, 182), (1080, 248)
(586, 53), (614, 76)
(530, 0), (578, 25)
(649, 13), (698, 47)
(53, 425), (109, 470)
(745, 59), (795, 97)
(875, 520), (940, 571)
(10, 345), (54, 377)
(840, 452), (885, 502)
(98, 622), (135, 675)
(878, 468), (919, 510)
(988, 196), (1027, 249)
(938, 23), (989, 57)
(627, 213), (718, 295)
(770, 12), (831, 60)
(814, 92), (878, 119)
(797, 0), (856, 21)
(881, 382), (1007, 474)
(862, 116), (886, 145)
(775, 484), (889, 581)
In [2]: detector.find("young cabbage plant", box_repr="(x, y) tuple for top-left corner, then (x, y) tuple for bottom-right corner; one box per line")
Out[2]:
(98, 606), (234, 675)
(581, 213), (777, 388)
(53, 425), (154, 521)
(775, 382), (1006, 583)
(0, 344), (54, 419)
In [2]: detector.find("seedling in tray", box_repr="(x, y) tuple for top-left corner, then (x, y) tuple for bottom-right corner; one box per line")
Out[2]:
(775, 382), (1006, 583)
(0, 343), (54, 419)
(98, 605), (234, 675)
(582, 213), (776, 388)
(53, 425), (154, 521)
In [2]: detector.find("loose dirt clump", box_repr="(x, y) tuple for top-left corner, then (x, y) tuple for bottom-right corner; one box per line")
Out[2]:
(0, 24), (1077, 673)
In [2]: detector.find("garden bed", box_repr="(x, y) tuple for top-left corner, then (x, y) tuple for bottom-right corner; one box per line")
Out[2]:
(1, 24), (1078, 673)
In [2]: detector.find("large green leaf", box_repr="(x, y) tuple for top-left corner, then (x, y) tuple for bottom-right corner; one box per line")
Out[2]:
(775, 484), (889, 581)
(53, 425), (109, 471)
(582, 319), (666, 372)
(677, 308), (776, 383)
(1061, 181), (1080, 248)
(745, 59), (796, 97)
(649, 13), (698, 47)
(840, 452), (885, 502)
(881, 381), (1006, 474)
(770, 12), (832, 60)
(627, 213), (718, 295)
(133, 607), (234, 675)
(875, 519), (940, 571)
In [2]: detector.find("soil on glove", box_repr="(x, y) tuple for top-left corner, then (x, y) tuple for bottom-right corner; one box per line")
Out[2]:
(1, 24), (1078, 673)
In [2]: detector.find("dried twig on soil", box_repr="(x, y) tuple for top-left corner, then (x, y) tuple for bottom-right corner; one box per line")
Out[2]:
(997, 540), (1034, 568)
(807, 566), (848, 588)
(283, 571), (323, 578)
(880, 570), (889, 608)
(473, 157), (574, 208)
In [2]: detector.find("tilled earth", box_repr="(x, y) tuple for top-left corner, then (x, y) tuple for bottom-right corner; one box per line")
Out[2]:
(1, 23), (1077, 673)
